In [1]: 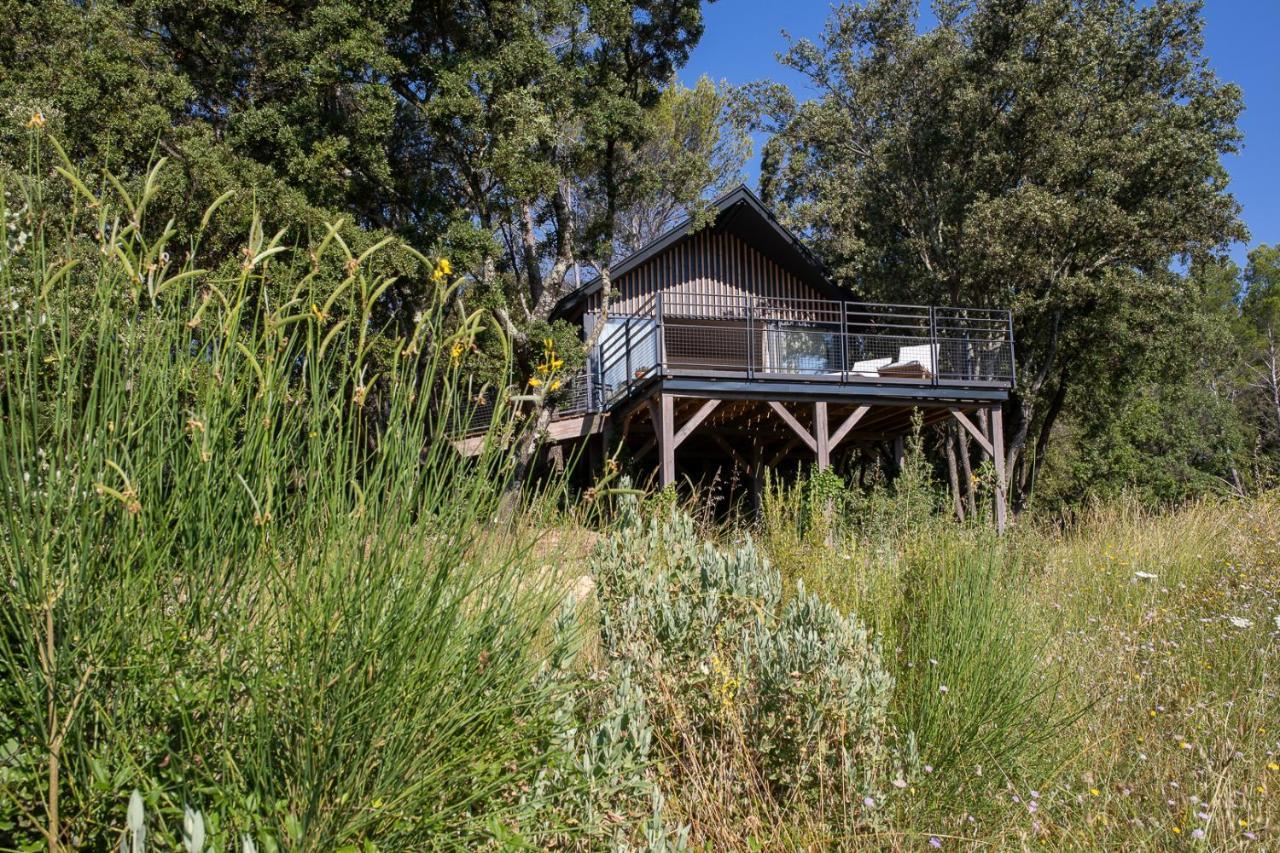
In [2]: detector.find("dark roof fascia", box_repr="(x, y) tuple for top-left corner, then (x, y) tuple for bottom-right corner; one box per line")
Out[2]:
(551, 185), (843, 318)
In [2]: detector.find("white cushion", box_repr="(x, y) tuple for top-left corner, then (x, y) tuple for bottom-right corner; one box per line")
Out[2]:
(896, 344), (937, 374)
(850, 357), (891, 375)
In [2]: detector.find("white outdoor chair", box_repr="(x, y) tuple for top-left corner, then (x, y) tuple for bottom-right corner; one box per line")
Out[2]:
(879, 343), (938, 379)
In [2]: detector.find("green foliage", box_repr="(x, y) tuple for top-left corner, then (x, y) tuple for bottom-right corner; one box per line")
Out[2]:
(613, 75), (753, 253)
(590, 493), (900, 820)
(1240, 245), (1280, 463)
(755, 481), (1280, 845)
(0, 0), (718, 348)
(761, 418), (942, 554)
(761, 0), (1247, 507)
(527, 601), (687, 850)
(1031, 249), (1280, 507)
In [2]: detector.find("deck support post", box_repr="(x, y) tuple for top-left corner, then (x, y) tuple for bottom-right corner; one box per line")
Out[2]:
(990, 404), (1008, 534)
(814, 401), (830, 470)
(658, 393), (675, 487)
(893, 436), (906, 475)
(588, 430), (606, 479)
(949, 408), (994, 458)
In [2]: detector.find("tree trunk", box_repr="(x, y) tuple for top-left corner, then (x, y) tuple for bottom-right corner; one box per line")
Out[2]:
(1017, 374), (1069, 509)
(958, 426), (977, 518)
(943, 422), (965, 521)
(1265, 331), (1280, 446)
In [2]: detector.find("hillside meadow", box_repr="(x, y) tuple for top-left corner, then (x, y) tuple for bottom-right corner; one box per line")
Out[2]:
(1, 147), (1277, 851)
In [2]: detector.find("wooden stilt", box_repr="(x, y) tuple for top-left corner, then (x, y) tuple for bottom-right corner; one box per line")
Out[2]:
(990, 404), (1008, 533)
(893, 436), (906, 474)
(659, 393), (675, 487)
(601, 417), (615, 461)
(588, 430), (605, 479)
(814, 401), (830, 470)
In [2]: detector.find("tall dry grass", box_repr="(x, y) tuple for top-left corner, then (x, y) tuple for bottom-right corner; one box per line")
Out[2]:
(0, 136), (576, 849)
(755, 461), (1280, 849)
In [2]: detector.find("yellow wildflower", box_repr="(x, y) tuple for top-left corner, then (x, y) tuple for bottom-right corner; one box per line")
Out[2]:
(549, 380), (562, 391)
(1089, 788), (1100, 797)
(1267, 762), (1279, 772)
(528, 376), (543, 388)
(26, 110), (45, 129)
(450, 340), (465, 361)
(431, 257), (452, 283)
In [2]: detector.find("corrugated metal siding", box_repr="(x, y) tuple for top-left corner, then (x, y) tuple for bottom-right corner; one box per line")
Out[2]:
(585, 229), (827, 318)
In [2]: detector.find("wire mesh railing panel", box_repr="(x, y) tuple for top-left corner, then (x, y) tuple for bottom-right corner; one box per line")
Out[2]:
(554, 368), (593, 416)
(663, 321), (753, 376)
(659, 293), (750, 320)
(932, 307), (1015, 384)
(447, 381), (500, 436)
(844, 304), (933, 338)
(754, 296), (843, 325)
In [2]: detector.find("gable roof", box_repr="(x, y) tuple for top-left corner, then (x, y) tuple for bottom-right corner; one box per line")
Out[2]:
(551, 184), (845, 317)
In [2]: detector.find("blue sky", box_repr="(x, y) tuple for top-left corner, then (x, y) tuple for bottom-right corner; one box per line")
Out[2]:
(680, 1), (1280, 268)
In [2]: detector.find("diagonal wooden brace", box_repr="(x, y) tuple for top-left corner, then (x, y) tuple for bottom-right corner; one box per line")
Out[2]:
(829, 405), (870, 450)
(767, 401), (817, 453)
(950, 408), (994, 458)
(673, 399), (720, 449)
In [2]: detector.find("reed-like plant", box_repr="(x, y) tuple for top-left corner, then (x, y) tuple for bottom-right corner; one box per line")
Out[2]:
(0, 134), (573, 849)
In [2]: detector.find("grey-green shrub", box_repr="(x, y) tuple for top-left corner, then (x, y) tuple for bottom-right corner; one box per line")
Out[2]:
(526, 600), (688, 849)
(590, 492), (899, 815)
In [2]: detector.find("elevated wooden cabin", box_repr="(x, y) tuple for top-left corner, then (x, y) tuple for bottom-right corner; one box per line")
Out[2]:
(477, 186), (1016, 528)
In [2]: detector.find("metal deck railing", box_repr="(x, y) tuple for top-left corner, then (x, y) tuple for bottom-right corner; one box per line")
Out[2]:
(592, 294), (1015, 408)
(455, 295), (1014, 435)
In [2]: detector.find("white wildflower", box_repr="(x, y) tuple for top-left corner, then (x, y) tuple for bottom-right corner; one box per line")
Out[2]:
(183, 806), (205, 853)
(126, 789), (145, 833)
